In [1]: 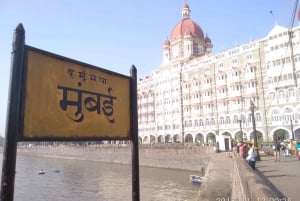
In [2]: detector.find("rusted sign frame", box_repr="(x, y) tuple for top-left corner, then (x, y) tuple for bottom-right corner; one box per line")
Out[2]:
(0, 23), (140, 201)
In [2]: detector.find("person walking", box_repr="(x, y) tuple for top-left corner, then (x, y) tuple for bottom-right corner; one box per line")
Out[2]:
(239, 142), (245, 158)
(239, 142), (248, 159)
(287, 140), (292, 157)
(246, 143), (256, 170)
(296, 141), (300, 161)
(280, 142), (286, 157)
(274, 141), (281, 162)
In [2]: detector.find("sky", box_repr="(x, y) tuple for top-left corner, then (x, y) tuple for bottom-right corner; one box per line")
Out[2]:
(0, 0), (298, 137)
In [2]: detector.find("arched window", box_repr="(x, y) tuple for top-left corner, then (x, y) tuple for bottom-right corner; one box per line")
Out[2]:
(199, 119), (203, 126)
(226, 116), (231, 124)
(184, 120), (188, 128)
(283, 107), (294, 121)
(248, 113), (252, 123)
(255, 113), (262, 122)
(287, 89), (295, 98)
(271, 109), (281, 122)
(268, 78), (273, 85)
(219, 117), (225, 125)
(278, 90), (285, 99)
(268, 91), (275, 100)
(232, 58), (238, 65)
(233, 115), (238, 124)
(211, 118), (215, 125)
(205, 118), (210, 125)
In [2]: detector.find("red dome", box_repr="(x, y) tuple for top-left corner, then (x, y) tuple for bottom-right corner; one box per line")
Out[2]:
(170, 18), (204, 40)
(164, 39), (170, 46)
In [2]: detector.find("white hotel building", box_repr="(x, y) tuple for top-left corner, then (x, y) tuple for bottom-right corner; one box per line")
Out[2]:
(137, 3), (300, 150)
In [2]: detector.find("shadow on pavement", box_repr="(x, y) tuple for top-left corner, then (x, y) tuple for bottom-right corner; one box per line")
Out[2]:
(265, 174), (287, 178)
(255, 169), (287, 198)
(259, 169), (280, 174)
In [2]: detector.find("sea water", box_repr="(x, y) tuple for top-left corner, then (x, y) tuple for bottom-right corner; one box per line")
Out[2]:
(1, 155), (200, 201)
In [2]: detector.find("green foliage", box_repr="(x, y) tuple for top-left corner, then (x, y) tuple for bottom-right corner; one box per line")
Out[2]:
(274, 130), (286, 141)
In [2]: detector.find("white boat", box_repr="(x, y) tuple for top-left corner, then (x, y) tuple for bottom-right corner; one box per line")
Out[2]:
(38, 169), (45, 175)
(189, 175), (202, 184)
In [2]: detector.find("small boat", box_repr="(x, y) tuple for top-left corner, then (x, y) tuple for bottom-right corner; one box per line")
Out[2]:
(38, 169), (46, 175)
(52, 169), (60, 173)
(189, 175), (202, 185)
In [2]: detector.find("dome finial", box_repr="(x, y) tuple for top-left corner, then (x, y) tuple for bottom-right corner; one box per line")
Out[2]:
(182, 1), (190, 19)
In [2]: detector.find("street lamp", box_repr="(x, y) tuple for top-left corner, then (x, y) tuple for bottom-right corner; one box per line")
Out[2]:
(250, 99), (261, 161)
(290, 119), (295, 140)
(238, 117), (243, 142)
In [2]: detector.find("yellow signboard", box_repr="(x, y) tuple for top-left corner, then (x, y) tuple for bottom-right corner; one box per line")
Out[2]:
(23, 47), (131, 139)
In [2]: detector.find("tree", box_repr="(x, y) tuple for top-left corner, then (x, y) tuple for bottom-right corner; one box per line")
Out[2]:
(274, 130), (286, 141)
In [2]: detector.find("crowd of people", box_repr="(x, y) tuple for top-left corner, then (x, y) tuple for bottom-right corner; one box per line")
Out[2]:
(237, 142), (256, 170)
(273, 140), (300, 161)
(237, 140), (300, 170)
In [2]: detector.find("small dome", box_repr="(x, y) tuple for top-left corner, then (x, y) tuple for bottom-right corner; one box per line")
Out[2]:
(171, 18), (204, 40)
(164, 39), (170, 46)
(205, 36), (212, 44)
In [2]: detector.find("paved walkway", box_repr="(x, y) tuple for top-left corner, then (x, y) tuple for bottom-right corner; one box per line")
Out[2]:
(256, 155), (300, 201)
(196, 152), (233, 201)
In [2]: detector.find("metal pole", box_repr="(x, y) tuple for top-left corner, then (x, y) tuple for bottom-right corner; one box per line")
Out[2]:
(250, 99), (260, 161)
(239, 119), (242, 142)
(288, 30), (298, 87)
(1, 23), (25, 201)
(130, 65), (140, 201)
(290, 120), (295, 140)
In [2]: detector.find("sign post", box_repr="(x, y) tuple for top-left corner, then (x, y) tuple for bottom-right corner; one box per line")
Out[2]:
(1, 23), (140, 201)
(130, 66), (140, 201)
(1, 23), (25, 201)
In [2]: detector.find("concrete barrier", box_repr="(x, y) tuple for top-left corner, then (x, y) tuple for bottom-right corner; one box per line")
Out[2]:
(231, 151), (286, 200)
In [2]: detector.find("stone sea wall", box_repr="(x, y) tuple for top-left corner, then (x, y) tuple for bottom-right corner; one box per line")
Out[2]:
(231, 151), (285, 200)
(17, 145), (213, 173)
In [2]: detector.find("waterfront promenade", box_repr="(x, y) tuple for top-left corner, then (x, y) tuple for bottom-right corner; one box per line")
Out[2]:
(256, 155), (300, 201)
(197, 151), (299, 201)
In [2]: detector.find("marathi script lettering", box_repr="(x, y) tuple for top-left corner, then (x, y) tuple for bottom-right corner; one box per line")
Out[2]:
(78, 71), (87, 82)
(57, 86), (116, 123)
(67, 68), (75, 79)
(66, 68), (108, 85)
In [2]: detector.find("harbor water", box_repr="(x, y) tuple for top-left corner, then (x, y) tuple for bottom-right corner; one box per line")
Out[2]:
(1, 155), (201, 201)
